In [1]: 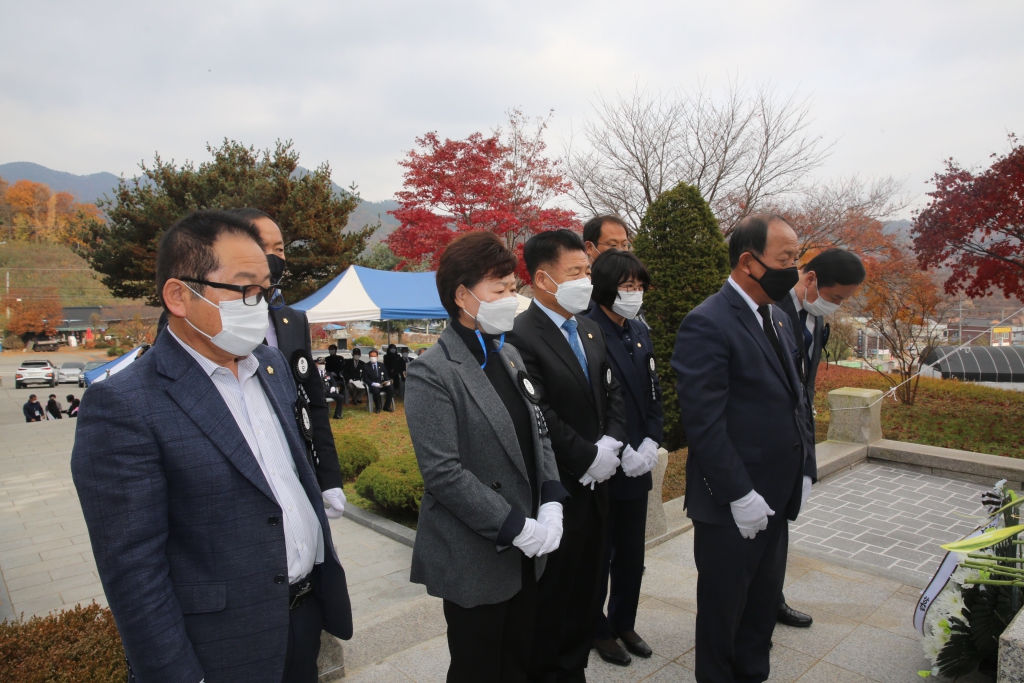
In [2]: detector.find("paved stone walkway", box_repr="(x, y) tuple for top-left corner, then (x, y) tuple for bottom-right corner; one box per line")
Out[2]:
(791, 462), (988, 587)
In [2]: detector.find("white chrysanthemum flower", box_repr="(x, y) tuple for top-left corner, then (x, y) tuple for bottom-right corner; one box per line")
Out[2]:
(994, 479), (1007, 492)
(934, 589), (966, 622)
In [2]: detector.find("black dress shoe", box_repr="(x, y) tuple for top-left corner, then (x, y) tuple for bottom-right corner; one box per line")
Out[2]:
(613, 630), (653, 658)
(592, 638), (631, 666)
(777, 602), (813, 628)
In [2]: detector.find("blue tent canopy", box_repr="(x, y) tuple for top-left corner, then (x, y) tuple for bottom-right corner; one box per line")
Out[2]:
(291, 266), (449, 322)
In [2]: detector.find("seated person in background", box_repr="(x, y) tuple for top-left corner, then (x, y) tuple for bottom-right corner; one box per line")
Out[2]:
(65, 394), (81, 417)
(361, 350), (395, 413)
(324, 344), (345, 379)
(46, 394), (64, 420)
(318, 358), (344, 419)
(343, 348), (367, 405)
(383, 344), (407, 398)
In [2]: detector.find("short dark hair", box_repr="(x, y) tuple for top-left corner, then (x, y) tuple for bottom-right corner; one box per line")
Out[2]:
(29, 394), (37, 400)
(804, 248), (866, 288)
(583, 215), (629, 246)
(436, 231), (518, 319)
(155, 209), (264, 309)
(523, 229), (586, 277)
(227, 207), (273, 223)
(368, 349), (378, 357)
(66, 395), (74, 401)
(352, 348), (361, 356)
(328, 344), (338, 351)
(728, 213), (788, 268)
(591, 250), (652, 309)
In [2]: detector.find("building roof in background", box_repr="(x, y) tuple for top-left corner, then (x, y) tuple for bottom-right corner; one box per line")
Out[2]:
(59, 305), (162, 331)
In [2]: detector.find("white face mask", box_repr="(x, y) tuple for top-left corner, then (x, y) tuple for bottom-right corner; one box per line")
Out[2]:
(184, 285), (269, 357)
(612, 290), (644, 319)
(465, 289), (519, 334)
(540, 271), (593, 315)
(802, 280), (840, 317)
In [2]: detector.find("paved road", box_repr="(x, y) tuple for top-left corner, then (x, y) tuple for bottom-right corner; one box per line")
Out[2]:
(0, 349), (108, 427)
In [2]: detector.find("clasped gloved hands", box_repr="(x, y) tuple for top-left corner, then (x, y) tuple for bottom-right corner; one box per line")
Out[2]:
(579, 435), (623, 488)
(730, 489), (774, 539)
(323, 488), (347, 519)
(514, 502), (564, 557)
(622, 438), (660, 477)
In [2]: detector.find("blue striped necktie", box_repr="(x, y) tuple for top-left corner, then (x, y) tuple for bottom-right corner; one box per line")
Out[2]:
(561, 318), (590, 383)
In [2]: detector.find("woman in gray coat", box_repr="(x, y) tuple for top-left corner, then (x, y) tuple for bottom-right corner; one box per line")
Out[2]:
(405, 231), (569, 683)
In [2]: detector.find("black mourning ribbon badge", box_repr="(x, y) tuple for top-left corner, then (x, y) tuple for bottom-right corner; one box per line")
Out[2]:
(291, 349), (313, 382)
(294, 395), (313, 441)
(602, 362), (614, 391)
(518, 371), (542, 404)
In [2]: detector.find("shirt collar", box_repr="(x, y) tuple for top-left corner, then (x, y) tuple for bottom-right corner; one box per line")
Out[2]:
(790, 288), (804, 313)
(534, 297), (571, 329)
(167, 326), (259, 380)
(727, 276), (764, 318)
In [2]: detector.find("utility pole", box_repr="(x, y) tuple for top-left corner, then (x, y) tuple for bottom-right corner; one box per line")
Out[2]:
(958, 294), (963, 345)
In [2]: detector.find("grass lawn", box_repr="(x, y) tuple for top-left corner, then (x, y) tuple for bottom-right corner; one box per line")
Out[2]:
(813, 363), (1024, 457)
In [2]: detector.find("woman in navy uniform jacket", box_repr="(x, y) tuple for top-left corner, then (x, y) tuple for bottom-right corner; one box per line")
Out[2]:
(586, 250), (664, 666)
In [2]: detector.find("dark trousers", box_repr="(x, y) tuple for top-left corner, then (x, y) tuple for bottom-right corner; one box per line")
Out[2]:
(594, 494), (648, 639)
(368, 384), (395, 411)
(692, 517), (788, 683)
(443, 555), (537, 683)
(530, 498), (607, 683)
(282, 592), (323, 683)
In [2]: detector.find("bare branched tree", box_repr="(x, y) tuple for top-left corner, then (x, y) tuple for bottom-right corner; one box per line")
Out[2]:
(565, 81), (834, 234)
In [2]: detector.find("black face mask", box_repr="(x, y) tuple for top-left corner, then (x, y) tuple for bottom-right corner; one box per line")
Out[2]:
(749, 254), (799, 302)
(267, 254), (286, 285)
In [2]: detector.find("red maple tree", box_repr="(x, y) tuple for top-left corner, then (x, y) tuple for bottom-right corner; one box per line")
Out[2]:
(387, 110), (577, 283)
(912, 136), (1024, 298)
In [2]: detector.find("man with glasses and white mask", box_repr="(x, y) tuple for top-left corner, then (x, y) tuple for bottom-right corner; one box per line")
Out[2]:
(72, 210), (352, 683)
(508, 229), (627, 682)
(229, 208), (347, 521)
(774, 247), (866, 630)
(585, 250), (663, 667)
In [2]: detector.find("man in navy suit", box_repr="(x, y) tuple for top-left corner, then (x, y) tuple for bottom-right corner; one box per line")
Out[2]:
(671, 214), (815, 683)
(586, 250), (663, 667)
(72, 210), (352, 683)
(361, 349), (395, 412)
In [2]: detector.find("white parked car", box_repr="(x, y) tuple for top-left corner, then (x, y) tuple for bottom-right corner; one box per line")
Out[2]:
(15, 360), (57, 389)
(58, 361), (86, 384)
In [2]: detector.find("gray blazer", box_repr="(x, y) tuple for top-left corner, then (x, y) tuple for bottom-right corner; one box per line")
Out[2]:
(405, 325), (561, 608)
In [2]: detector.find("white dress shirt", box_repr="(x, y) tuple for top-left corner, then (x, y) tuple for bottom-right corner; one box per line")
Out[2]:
(169, 329), (323, 583)
(788, 289), (817, 337)
(728, 276), (771, 328)
(534, 297), (586, 349)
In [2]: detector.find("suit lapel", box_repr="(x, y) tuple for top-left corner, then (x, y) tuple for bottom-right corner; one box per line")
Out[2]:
(590, 310), (645, 408)
(529, 304), (595, 406)
(722, 284), (795, 396)
(440, 328), (530, 483)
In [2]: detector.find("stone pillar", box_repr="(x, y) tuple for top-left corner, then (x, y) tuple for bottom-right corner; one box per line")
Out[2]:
(318, 632), (345, 681)
(998, 606), (1024, 682)
(827, 388), (884, 445)
(645, 448), (669, 540)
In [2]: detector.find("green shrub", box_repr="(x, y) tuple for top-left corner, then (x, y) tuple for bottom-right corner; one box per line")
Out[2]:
(2, 335), (25, 351)
(105, 347), (124, 357)
(93, 341), (110, 349)
(335, 433), (381, 480)
(355, 453), (424, 512)
(0, 602), (126, 682)
(353, 336), (376, 347)
(633, 182), (730, 450)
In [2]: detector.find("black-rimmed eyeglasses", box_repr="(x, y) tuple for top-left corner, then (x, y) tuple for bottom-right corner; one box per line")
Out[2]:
(179, 277), (285, 310)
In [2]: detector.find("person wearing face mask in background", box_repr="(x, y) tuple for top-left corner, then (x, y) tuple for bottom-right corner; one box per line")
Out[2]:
(508, 229), (627, 682)
(585, 250), (662, 667)
(671, 214), (815, 683)
(362, 350), (395, 413)
(229, 208), (347, 520)
(71, 210), (353, 683)
(773, 248), (865, 630)
(383, 344), (407, 399)
(580, 215), (645, 320)
(405, 231), (569, 682)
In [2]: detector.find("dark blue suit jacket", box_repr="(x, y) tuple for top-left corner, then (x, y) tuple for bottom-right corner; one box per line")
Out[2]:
(671, 283), (815, 527)
(71, 330), (352, 683)
(587, 305), (664, 500)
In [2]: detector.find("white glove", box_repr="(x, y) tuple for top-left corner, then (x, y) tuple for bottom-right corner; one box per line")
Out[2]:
(730, 489), (775, 540)
(512, 517), (550, 558)
(800, 476), (812, 513)
(620, 445), (649, 478)
(323, 487), (347, 519)
(579, 436), (622, 488)
(639, 438), (659, 470)
(535, 502), (563, 555)
(371, 382), (381, 388)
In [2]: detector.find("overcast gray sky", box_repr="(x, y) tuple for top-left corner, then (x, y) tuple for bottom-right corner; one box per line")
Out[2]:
(2, 1), (1022, 212)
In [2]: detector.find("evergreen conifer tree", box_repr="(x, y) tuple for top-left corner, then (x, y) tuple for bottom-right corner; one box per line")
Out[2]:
(633, 182), (730, 448)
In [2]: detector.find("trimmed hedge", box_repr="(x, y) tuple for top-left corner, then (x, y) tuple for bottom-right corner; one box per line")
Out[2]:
(336, 433), (380, 480)
(0, 602), (126, 682)
(355, 453), (424, 512)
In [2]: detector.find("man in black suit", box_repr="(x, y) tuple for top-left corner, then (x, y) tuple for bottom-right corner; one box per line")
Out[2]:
(362, 349), (395, 413)
(775, 248), (865, 628)
(672, 214), (815, 683)
(233, 208), (347, 520)
(324, 345), (346, 418)
(508, 229), (627, 683)
(343, 349), (368, 405)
